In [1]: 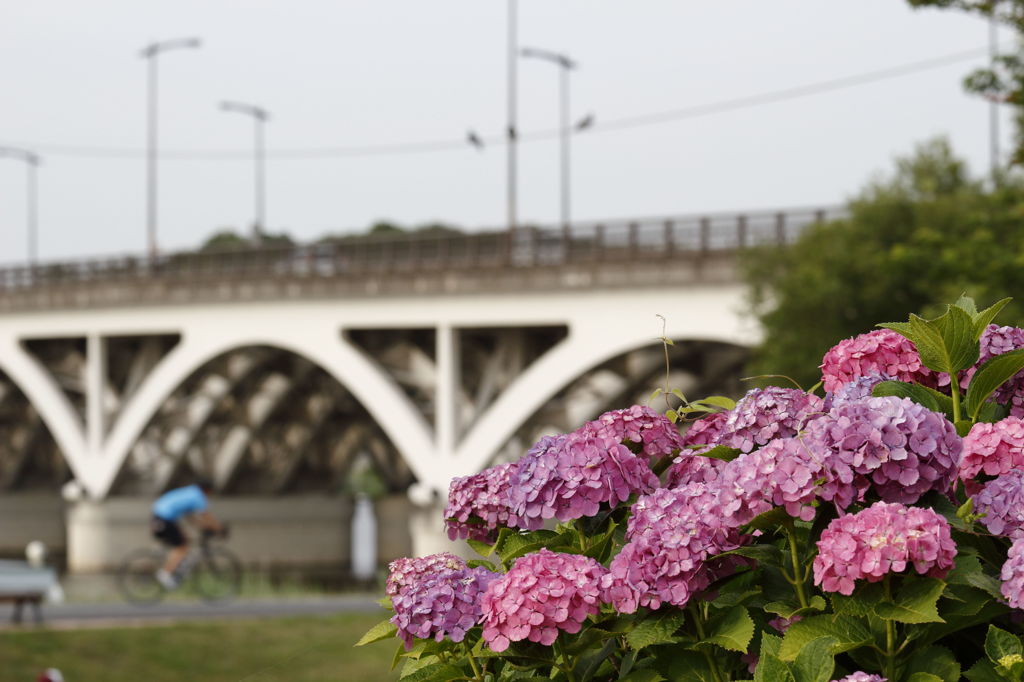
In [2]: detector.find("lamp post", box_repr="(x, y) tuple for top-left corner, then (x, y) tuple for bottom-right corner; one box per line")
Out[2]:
(0, 147), (41, 266)
(220, 101), (270, 243)
(141, 37), (201, 260)
(520, 47), (589, 229)
(507, 0), (518, 235)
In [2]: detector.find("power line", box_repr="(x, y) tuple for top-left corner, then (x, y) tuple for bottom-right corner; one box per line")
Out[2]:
(2, 46), (989, 161)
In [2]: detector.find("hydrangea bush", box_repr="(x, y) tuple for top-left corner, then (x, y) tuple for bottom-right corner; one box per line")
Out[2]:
(358, 296), (1024, 682)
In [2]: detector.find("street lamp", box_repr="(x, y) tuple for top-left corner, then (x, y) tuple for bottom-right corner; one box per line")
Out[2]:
(220, 101), (270, 243)
(520, 47), (590, 229)
(140, 37), (202, 260)
(0, 147), (41, 266)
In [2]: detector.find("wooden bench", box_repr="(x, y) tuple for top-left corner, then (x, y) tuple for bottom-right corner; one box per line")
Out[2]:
(0, 560), (57, 623)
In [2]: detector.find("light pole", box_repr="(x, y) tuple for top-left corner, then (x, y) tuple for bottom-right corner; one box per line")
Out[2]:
(0, 147), (41, 266)
(141, 37), (201, 260)
(507, 0), (518, 235)
(520, 47), (590, 229)
(220, 101), (270, 243)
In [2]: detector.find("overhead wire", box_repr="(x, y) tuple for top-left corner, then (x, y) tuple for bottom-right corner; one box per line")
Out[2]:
(0, 46), (991, 161)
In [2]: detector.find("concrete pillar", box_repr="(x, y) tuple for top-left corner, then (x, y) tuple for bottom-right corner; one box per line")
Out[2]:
(86, 333), (106, 453)
(435, 324), (460, 457)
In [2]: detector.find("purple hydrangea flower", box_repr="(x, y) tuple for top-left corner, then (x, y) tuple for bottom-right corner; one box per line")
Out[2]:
(715, 437), (827, 524)
(508, 432), (659, 530)
(975, 470), (1024, 538)
(768, 614), (802, 633)
(1000, 537), (1024, 609)
(602, 483), (744, 613)
(391, 565), (500, 649)
(720, 387), (824, 453)
(940, 325), (1024, 408)
(833, 674), (886, 682)
(824, 372), (887, 411)
(960, 418), (1024, 482)
(386, 553), (466, 597)
(804, 396), (961, 508)
(481, 549), (607, 652)
(583, 405), (686, 459)
(813, 501), (956, 596)
(444, 462), (515, 543)
(820, 329), (933, 393)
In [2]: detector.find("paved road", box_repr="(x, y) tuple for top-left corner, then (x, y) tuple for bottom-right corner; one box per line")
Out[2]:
(0, 594), (383, 630)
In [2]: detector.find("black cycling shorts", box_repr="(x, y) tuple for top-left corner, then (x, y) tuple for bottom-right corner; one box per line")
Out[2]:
(151, 515), (185, 548)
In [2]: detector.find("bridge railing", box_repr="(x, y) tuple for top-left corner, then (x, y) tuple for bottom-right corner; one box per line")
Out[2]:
(0, 206), (846, 294)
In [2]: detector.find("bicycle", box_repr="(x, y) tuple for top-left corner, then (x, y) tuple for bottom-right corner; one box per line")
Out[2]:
(117, 526), (242, 605)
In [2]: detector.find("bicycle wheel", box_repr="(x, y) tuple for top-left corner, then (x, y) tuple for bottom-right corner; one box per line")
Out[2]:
(117, 548), (167, 605)
(192, 547), (242, 603)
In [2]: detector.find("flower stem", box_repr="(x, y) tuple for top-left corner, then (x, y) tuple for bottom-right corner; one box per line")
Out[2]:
(553, 639), (578, 682)
(688, 604), (725, 682)
(466, 649), (483, 681)
(883, 576), (897, 682)
(784, 521), (809, 609)
(950, 379), (962, 424)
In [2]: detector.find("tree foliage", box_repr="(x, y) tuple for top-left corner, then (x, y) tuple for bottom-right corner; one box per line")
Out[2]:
(743, 138), (1024, 387)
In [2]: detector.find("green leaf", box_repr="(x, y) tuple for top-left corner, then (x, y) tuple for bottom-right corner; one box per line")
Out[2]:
(742, 507), (791, 532)
(466, 538), (495, 557)
(694, 395), (737, 410)
(965, 659), (1005, 682)
(985, 625), (1023, 664)
(791, 636), (835, 682)
(754, 653), (796, 682)
(653, 651), (717, 682)
(955, 294), (979, 317)
(873, 577), (946, 624)
(496, 529), (572, 565)
(966, 348), (1024, 421)
(972, 297), (1012, 339)
(871, 380), (952, 415)
(626, 610), (686, 651)
(618, 671), (666, 682)
(779, 614), (873, 661)
(928, 305), (980, 372)
(830, 582), (883, 617)
(905, 645), (961, 682)
(703, 606), (755, 653)
(905, 674), (943, 682)
(398, 662), (465, 682)
(693, 445), (743, 461)
(718, 544), (785, 566)
(355, 618), (398, 646)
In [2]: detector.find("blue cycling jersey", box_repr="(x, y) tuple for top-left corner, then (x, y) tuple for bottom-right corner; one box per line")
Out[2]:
(152, 485), (208, 521)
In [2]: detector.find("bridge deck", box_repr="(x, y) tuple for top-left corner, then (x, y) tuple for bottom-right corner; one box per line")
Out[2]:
(0, 207), (843, 311)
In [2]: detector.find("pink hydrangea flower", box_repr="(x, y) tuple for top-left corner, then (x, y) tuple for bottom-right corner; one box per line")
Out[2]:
(974, 470), (1024, 538)
(444, 462), (515, 543)
(664, 412), (729, 487)
(481, 549), (607, 652)
(720, 387), (824, 453)
(715, 437), (827, 524)
(804, 396), (961, 508)
(1000, 537), (1024, 609)
(583, 405), (686, 459)
(390, 565), (500, 649)
(960, 418), (1024, 482)
(833, 674), (886, 682)
(813, 501), (956, 596)
(820, 329), (933, 393)
(386, 553), (466, 597)
(508, 432), (659, 530)
(602, 483), (744, 613)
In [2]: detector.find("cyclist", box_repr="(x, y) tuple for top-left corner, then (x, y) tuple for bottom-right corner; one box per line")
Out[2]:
(151, 478), (223, 589)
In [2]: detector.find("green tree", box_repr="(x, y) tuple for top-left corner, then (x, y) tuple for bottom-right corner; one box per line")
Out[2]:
(743, 138), (1024, 388)
(908, 0), (1024, 165)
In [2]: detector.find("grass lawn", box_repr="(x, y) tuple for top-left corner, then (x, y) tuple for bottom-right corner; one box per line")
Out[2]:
(1, 612), (401, 681)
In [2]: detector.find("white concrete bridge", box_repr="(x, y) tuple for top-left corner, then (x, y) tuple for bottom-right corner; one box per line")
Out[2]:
(0, 206), (842, 574)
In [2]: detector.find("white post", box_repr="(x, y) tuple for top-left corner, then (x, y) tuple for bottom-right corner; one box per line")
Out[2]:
(435, 324), (460, 458)
(85, 334), (106, 454)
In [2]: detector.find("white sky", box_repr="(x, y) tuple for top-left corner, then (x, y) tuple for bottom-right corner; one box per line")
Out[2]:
(0, 0), (1008, 263)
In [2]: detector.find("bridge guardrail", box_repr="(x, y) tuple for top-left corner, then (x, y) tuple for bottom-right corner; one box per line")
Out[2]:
(0, 206), (847, 306)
